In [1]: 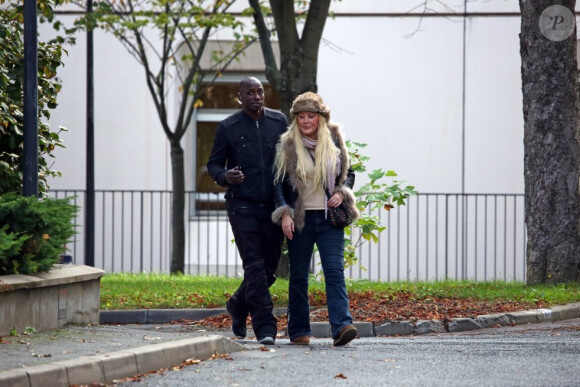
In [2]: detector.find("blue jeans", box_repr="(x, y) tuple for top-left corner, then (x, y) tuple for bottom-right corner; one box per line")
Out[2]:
(287, 210), (353, 340)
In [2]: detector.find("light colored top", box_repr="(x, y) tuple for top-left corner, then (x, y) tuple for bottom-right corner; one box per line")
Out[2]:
(303, 150), (326, 210)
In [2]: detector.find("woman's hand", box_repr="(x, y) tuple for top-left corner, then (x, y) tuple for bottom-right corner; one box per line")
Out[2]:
(282, 213), (295, 240)
(328, 192), (344, 208)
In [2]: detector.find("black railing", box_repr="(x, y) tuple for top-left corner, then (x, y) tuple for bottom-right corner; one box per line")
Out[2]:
(348, 193), (526, 282)
(48, 190), (526, 281)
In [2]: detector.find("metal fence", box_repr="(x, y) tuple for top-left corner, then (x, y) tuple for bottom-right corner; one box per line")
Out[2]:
(48, 190), (527, 281)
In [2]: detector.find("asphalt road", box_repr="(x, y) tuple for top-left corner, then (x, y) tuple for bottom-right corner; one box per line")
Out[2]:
(117, 318), (580, 387)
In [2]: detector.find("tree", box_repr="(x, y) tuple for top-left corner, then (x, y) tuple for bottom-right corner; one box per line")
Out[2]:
(0, 0), (75, 196)
(246, 1), (331, 277)
(248, 0), (331, 117)
(247, 1), (415, 277)
(520, 0), (580, 284)
(83, 0), (255, 273)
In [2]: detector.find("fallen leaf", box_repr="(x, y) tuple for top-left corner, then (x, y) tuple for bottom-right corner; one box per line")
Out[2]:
(209, 352), (228, 360)
(32, 353), (52, 358)
(143, 335), (161, 341)
(335, 373), (348, 379)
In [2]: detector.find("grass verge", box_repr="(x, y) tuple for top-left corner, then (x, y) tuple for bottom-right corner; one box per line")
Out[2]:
(100, 273), (580, 310)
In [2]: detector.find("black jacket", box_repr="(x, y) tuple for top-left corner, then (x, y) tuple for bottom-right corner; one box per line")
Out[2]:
(271, 122), (359, 230)
(207, 108), (288, 203)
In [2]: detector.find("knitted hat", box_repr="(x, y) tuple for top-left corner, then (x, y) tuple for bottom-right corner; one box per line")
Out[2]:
(290, 92), (330, 122)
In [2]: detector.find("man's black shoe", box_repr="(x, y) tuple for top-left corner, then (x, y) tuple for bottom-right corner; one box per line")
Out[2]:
(226, 301), (247, 339)
(258, 336), (275, 345)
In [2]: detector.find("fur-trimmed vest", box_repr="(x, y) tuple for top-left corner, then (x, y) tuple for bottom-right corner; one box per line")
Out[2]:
(271, 123), (360, 231)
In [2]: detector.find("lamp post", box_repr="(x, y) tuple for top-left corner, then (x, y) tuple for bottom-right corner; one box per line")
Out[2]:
(23, 0), (38, 198)
(85, 0), (95, 267)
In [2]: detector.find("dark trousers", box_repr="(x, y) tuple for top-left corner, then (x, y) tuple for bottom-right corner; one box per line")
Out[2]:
(227, 201), (283, 339)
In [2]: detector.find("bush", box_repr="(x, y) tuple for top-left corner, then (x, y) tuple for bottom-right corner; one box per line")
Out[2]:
(0, 194), (78, 275)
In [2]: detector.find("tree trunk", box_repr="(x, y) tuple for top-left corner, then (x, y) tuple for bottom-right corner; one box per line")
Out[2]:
(169, 139), (186, 273)
(250, 0), (331, 278)
(520, 0), (580, 284)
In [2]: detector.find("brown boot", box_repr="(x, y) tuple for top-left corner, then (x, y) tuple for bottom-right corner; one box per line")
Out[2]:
(333, 325), (357, 346)
(290, 335), (310, 345)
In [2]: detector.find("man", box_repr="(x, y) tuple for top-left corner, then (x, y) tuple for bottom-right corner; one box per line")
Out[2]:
(207, 77), (287, 344)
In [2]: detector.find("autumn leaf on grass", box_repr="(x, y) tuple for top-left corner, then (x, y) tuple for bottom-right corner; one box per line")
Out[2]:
(335, 373), (348, 379)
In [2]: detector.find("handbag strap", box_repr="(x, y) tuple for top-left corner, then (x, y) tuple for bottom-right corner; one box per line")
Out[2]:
(307, 149), (332, 199)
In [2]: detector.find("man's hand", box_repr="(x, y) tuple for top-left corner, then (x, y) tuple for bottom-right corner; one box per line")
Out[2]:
(225, 166), (245, 185)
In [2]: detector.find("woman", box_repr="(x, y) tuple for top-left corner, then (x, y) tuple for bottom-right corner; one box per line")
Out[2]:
(272, 92), (360, 346)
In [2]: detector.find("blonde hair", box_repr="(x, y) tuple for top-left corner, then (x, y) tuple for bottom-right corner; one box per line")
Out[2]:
(274, 115), (340, 188)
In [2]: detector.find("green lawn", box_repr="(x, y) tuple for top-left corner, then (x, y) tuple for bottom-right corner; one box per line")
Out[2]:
(100, 273), (580, 310)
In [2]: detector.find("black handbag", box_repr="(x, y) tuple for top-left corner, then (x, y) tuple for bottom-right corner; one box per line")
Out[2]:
(326, 202), (353, 228)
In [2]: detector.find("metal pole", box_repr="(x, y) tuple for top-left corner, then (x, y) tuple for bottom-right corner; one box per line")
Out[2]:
(23, 0), (38, 197)
(85, 0), (95, 266)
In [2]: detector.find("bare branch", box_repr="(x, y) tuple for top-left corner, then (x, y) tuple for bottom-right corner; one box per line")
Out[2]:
(249, 0), (281, 90)
(320, 38), (354, 55)
(404, 0), (463, 38)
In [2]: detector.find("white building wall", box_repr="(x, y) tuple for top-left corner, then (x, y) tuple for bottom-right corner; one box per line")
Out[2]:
(463, 16), (524, 194)
(318, 14), (466, 194)
(42, 20), (171, 191)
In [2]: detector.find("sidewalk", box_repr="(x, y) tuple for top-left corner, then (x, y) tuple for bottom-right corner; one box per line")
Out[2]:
(1, 302), (579, 387)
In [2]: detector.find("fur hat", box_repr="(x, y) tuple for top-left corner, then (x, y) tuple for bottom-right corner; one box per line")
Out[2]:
(290, 92), (330, 122)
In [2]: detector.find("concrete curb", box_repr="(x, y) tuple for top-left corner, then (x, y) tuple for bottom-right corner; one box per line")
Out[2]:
(100, 308), (227, 324)
(100, 307), (288, 324)
(101, 302), (580, 337)
(0, 335), (246, 387)
(376, 302), (580, 336)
